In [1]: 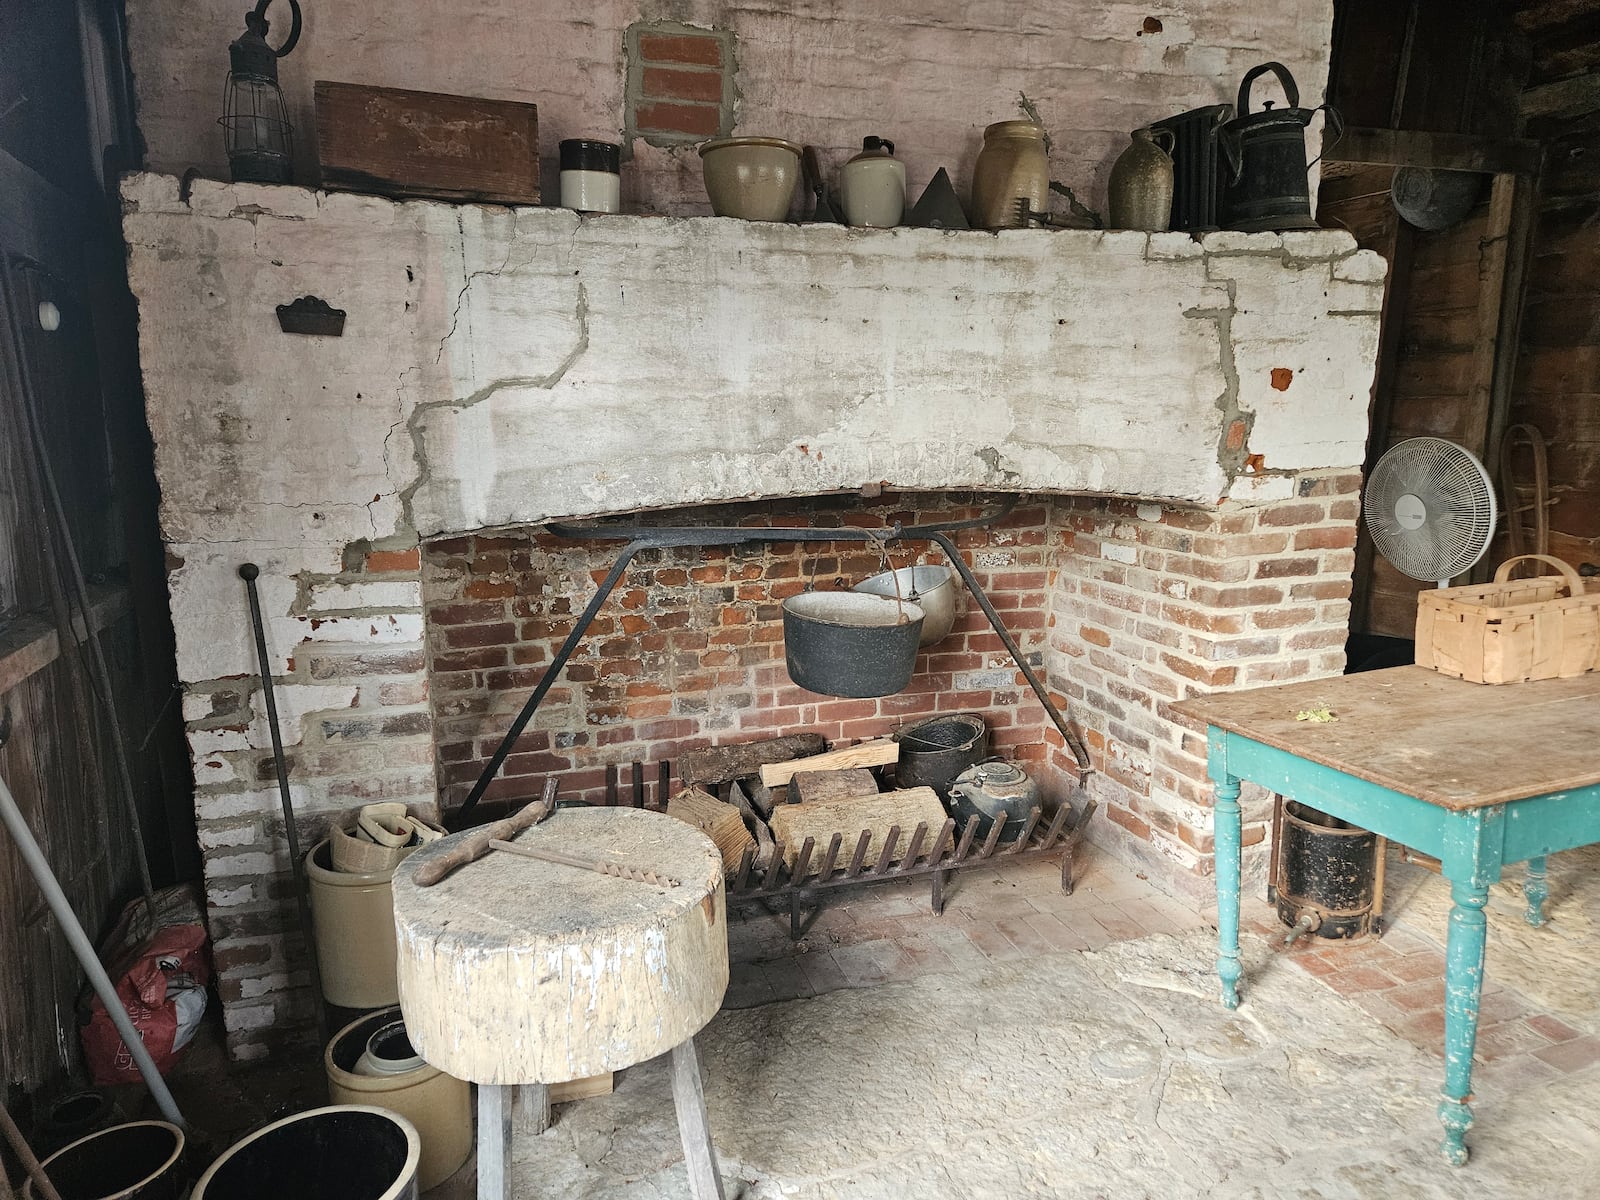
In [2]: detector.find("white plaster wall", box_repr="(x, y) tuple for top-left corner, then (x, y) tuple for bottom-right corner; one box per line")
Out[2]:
(123, 171), (1383, 684)
(126, 0), (1332, 217)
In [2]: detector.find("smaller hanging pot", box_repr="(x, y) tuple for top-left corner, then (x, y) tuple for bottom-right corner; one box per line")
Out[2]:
(1218, 62), (1341, 233)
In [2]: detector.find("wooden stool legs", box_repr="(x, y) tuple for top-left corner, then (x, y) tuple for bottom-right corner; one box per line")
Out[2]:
(671, 1036), (726, 1199)
(474, 1038), (724, 1200)
(477, 1084), (513, 1200)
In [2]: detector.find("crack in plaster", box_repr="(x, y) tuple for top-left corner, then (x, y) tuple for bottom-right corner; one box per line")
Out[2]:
(1183, 275), (1251, 487)
(394, 280), (591, 531)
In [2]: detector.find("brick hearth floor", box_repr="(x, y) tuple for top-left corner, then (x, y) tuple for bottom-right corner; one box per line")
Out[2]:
(724, 848), (1600, 1094)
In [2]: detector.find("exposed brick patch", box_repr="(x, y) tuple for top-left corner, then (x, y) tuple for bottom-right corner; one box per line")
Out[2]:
(641, 66), (724, 104)
(366, 547), (421, 573)
(627, 23), (733, 146)
(638, 33), (724, 67)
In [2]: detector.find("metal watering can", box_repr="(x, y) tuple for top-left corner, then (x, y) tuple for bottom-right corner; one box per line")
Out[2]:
(1219, 61), (1341, 232)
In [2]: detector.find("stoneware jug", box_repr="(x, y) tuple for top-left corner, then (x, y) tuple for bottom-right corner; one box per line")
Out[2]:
(840, 136), (906, 228)
(970, 120), (1049, 230)
(1107, 127), (1175, 231)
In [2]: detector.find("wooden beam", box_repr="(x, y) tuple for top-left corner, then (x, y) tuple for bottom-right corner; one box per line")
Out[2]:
(1520, 72), (1600, 121)
(1477, 167), (1545, 581)
(1462, 174), (1520, 465)
(1326, 127), (1542, 176)
(1350, 214), (1415, 636)
(0, 584), (130, 696)
(0, 148), (89, 276)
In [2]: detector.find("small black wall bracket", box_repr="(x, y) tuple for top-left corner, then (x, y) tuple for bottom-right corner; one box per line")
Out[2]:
(276, 295), (346, 336)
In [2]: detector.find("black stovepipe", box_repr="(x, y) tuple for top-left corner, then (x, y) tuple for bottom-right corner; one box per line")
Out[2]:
(453, 498), (1093, 826)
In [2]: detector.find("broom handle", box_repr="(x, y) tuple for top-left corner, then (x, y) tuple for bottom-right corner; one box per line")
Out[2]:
(487, 839), (680, 887)
(0, 1101), (62, 1200)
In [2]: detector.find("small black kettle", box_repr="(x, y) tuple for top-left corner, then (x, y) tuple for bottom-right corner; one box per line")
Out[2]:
(1219, 62), (1340, 232)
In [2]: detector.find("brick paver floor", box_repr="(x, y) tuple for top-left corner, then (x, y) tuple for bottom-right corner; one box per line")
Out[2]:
(724, 844), (1600, 1094)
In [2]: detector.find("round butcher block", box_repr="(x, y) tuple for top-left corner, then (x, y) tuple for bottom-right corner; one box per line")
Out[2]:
(391, 807), (727, 1085)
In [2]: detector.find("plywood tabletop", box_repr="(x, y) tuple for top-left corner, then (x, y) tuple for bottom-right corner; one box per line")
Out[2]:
(1170, 666), (1600, 810)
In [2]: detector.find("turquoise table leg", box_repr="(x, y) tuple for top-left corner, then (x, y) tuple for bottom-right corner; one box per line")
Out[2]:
(1524, 857), (1548, 927)
(1214, 774), (1243, 1010)
(1439, 879), (1489, 1166)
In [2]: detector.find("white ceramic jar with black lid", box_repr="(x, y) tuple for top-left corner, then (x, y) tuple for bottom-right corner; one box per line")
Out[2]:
(560, 139), (621, 213)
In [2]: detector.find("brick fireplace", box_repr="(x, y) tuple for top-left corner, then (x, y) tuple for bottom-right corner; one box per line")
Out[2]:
(123, 173), (1383, 1058)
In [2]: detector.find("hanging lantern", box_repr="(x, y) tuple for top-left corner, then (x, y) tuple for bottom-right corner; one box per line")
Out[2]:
(219, 0), (302, 184)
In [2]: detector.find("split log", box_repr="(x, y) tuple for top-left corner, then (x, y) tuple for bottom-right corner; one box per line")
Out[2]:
(678, 734), (827, 787)
(768, 786), (947, 876)
(758, 738), (899, 788)
(724, 782), (777, 872)
(790, 768), (879, 805)
(666, 786), (757, 872)
(744, 779), (783, 817)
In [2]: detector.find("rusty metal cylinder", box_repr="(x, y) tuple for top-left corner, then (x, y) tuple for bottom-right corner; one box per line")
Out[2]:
(1275, 800), (1378, 940)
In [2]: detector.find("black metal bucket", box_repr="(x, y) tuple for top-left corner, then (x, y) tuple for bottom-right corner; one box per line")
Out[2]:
(23, 1121), (185, 1200)
(894, 713), (989, 798)
(782, 592), (924, 698)
(192, 1106), (419, 1200)
(1276, 800), (1378, 940)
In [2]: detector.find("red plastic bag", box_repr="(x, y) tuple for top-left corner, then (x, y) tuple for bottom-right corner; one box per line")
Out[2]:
(79, 885), (212, 1085)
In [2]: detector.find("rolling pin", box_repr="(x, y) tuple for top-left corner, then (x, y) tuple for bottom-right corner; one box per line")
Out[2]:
(414, 778), (558, 887)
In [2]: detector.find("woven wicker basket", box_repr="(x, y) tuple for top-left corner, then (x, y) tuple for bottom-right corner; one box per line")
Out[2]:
(1415, 554), (1600, 684)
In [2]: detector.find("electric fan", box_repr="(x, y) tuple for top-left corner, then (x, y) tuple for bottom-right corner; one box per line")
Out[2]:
(1364, 437), (1497, 587)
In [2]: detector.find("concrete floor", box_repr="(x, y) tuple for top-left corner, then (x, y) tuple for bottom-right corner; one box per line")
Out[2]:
(137, 841), (1600, 1198)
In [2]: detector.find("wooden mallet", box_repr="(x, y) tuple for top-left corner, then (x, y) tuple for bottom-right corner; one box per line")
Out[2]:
(414, 778), (557, 887)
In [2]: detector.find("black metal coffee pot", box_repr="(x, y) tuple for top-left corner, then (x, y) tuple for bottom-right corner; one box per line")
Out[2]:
(1219, 62), (1340, 232)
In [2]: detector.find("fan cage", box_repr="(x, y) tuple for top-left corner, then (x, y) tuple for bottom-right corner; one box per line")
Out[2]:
(1364, 438), (1496, 583)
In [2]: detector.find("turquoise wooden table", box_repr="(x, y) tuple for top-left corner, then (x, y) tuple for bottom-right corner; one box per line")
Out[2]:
(1172, 666), (1600, 1166)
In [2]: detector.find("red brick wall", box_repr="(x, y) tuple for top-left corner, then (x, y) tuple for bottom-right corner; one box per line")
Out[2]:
(1039, 472), (1362, 898)
(422, 494), (1064, 811)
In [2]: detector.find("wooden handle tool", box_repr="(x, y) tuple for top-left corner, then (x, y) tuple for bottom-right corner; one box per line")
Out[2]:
(414, 778), (557, 887)
(487, 838), (681, 887)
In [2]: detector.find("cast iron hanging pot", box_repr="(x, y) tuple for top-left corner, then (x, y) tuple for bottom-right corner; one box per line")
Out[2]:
(783, 590), (924, 698)
(1219, 61), (1341, 233)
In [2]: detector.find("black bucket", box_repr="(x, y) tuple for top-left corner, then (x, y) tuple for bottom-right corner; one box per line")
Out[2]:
(783, 591), (924, 698)
(192, 1106), (419, 1200)
(894, 713), (989, 798)
(35, 1090), (121, 1157)
(1276, 800), (1378, 939)
(24, 1121), (184, 1200)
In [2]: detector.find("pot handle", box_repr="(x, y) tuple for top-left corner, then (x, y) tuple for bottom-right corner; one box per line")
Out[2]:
(866, 532), (911, 625)
(1307, 103), (1345, 173)
(1237, 61), (1299, 115)
(1219, 124), (1243, 185)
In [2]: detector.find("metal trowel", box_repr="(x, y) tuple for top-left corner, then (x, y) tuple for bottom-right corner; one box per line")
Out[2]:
(802, 145), (841, 223)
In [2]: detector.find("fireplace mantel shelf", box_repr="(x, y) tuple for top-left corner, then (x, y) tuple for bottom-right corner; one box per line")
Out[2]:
(123, 171), (1386, 555)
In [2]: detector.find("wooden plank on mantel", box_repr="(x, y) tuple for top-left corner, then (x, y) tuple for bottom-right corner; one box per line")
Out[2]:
(314, 82), (540, 205)
(1326, 126), (1542, 176)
